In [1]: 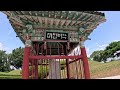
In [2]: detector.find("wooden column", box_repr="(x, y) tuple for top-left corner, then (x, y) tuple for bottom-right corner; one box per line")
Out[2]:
(80, 38), (90, 79)
(22, 37), (32, 79)
(35, 60), (38, 79)
(22, 47), (30, 79)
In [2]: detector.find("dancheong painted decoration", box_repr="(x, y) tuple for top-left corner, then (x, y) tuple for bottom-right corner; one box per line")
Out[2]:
(2, 11), (106, 79)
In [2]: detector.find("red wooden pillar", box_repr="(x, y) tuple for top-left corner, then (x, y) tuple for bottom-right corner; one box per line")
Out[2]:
(66, 59), (70, 79)
(80, 38), (90, 79)
(22, 47), (30, 79)
(65, 44), (70, 79)
(22, 36), (32, 79)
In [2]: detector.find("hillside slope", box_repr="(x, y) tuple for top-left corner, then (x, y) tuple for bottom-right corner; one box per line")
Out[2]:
(89, 60), (120, 78)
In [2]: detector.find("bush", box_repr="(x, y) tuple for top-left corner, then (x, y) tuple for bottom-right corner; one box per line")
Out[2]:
(38, 66), (49, 79)
(61, 65), (66, 70)
(60, 59), (66, 65)
(60, 59), (66, 70)
(29, 65), (49, 79)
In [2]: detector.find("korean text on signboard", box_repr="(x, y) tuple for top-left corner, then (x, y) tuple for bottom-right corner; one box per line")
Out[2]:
(46, 32), (69, 40)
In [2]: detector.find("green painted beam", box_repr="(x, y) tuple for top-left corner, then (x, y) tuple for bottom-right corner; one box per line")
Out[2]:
(2, 11), (106, 43)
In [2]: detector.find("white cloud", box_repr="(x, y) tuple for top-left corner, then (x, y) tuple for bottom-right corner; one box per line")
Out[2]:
(113, 40), (119, 42)
(87, 43), (109, 57)
(0, 42), (12, 54)
(96, 43), (108, 50)
(95, 40), (120, 51)
(0, 42), (4, 50)
(86, 40), (120, 57)
(4, 47), (12, 54)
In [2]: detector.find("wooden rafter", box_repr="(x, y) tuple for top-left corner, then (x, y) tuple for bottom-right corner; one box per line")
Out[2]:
(65, 20), (72, 26)
(38, 17), (42, 24)
(1, 11), (106, 43)
(55, 19), (60, 26)
(24, 15), (34, 22)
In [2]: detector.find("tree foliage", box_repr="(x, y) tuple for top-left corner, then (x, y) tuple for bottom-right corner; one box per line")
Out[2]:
(90, 41), (120, 62)
(0, 50), (11, 72)
(0, 47), (24, 72)
(105, 41), (120, 57)
(90, 50), (105, 62)
(10, 47), (24, 69)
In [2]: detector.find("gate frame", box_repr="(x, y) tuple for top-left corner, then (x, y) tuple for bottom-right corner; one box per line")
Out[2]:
(22, 37), (90, 79)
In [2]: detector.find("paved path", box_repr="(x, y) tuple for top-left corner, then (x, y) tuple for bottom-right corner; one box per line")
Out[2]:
(98, 75), (120, 79)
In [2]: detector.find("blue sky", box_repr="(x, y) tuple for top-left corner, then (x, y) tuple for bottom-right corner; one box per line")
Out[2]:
(0, 11), (120, 56)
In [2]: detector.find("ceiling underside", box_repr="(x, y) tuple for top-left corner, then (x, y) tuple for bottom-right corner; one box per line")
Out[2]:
(2, 11), (106, 43)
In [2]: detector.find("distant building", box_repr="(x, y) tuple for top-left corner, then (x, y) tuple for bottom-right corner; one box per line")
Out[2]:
(106, 50), (120, 62)
(114, 50), (120, 57)
(10, 65), (16, 70)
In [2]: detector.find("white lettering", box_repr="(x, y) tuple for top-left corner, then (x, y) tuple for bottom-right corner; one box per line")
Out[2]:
(47, 33), (52, 39)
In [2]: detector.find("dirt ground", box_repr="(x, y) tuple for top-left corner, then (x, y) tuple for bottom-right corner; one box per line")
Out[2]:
(97, 75), (120, 79)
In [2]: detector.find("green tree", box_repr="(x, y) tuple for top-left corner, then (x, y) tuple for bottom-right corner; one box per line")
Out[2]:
(0, 50), (10, 72)
(10, 47), (24, 69)
(90, 41), (120, 62)
(90, 50), (104, 62)
(105, 41), (120, 57)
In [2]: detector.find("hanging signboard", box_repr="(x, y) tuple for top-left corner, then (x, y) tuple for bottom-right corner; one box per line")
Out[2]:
(45, 31), (69, 40)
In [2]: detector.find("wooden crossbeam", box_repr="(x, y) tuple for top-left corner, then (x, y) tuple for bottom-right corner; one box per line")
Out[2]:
(33, 24), (77, 30)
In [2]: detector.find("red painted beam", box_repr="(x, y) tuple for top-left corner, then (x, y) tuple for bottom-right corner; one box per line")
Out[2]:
(29, 55), (82, 60)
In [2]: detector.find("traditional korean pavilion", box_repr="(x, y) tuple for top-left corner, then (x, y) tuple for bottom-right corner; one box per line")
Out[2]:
(2, 11), (106, 79)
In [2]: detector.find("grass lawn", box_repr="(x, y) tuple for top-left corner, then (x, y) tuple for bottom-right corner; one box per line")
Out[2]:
(89, 60), (120, 78)
(1, 60), (120, 79)
(0, 70), (21, 79)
